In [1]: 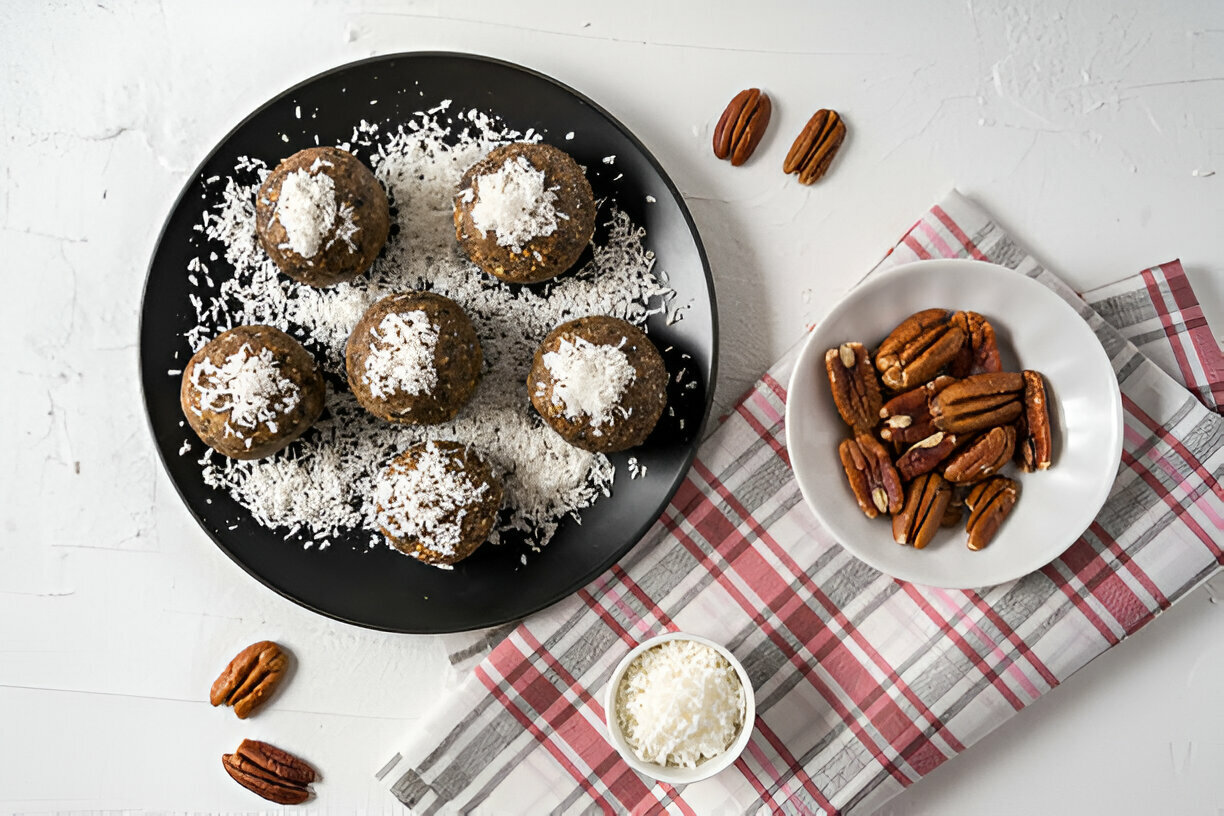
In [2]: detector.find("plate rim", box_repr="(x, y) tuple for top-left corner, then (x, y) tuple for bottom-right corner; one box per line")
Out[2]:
(784, 258), (1123, 589)
(137, 51), (719, 632)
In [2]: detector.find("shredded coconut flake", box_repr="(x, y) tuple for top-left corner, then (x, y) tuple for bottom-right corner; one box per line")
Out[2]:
(190, 343), (300, 440)
(216, 439), (362, 537)
(183, 104), (674, 551)
(616, 640), (746, 768)
(363, 310), (440, 399)
(275, 166), (360, 258)
(542, 336), (636, 428)
(467, 155), (560, 252)
(373, 441), (488, 559)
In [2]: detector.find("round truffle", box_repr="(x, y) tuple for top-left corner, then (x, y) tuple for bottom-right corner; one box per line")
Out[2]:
(256, 146), (390, 287)
(345, 291), (482, 424)
(454, 142), (596, 284)
(374, 440), (504, 567)
(529, 316), (667, 453)
(180, 325), (326, 460)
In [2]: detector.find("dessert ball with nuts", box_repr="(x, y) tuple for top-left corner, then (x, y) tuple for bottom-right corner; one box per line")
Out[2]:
(529, 316), (667, 453)
(345, 291), (482, 424)
(256, 146), (390, 287)
(454, 142), (596, 284)
(180, 325), (326, 460)
(374, 440), (504, 567)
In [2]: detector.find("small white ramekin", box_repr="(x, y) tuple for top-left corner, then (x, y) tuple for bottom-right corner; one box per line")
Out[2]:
(603, 632), (756, 785)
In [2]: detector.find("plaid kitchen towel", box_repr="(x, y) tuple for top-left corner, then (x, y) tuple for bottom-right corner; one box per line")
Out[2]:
(1081, 260), (1224, 412)
(376, 190), (1224, 815)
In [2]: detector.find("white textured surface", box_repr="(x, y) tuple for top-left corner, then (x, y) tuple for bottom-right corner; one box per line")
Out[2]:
(1, 1), (1221, 812)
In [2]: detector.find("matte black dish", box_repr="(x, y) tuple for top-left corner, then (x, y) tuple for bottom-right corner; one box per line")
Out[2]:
(139, 53), (716, 633)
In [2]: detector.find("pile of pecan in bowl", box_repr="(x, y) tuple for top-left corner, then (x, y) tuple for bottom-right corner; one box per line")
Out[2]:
(826, 308), (1053, 552)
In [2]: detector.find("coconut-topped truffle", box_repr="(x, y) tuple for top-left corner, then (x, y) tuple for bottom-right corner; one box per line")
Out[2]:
(530, 316), (667, 453)
(543, 337), (637, 427)
(256, 146), (390, 287)
(180, 325), (325, 460)
(345, 291), (482, 424)
(454, 142), (596, 284)
(374, 440), (504, 567)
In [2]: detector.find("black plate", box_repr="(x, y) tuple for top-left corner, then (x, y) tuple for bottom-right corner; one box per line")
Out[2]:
(139, 53), (716, 633)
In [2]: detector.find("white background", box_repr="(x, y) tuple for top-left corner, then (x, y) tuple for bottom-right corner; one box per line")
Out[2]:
(2, 1), (1222, 812)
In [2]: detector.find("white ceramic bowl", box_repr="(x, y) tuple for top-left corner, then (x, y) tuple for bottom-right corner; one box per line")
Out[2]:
(785, 259), (1123, 589)
(603, 632), (756, 785)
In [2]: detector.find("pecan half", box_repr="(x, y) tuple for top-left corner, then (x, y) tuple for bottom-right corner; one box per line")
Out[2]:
(964, 476), (1019, 550)
(930, 372), (1024, 434)
(893, 472), (953, 549)
(783, 109), (846, 184)
(1016, 370), (1053, 471)
(222, 739), (316, 805)
(879, 375), (956, 447)
(943, 425), (1016, 485)
(949, 311), (1002, 377)
(825, 342), (882, 432)
(874, 309), (966, 391)
(210, 641), (288, 719)
(713, 88), (772, 166)
(895, 431), (959, 481)
(838, 434), (904, 518)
